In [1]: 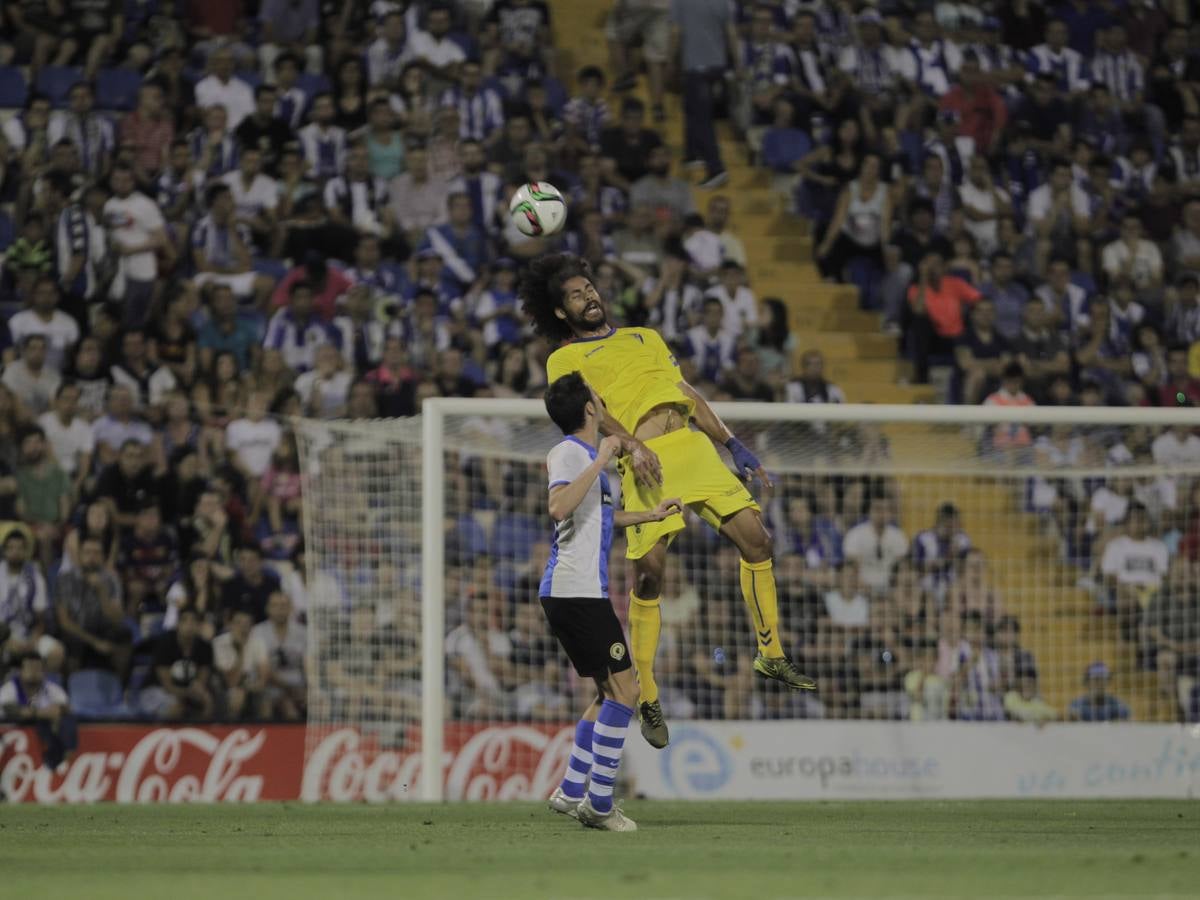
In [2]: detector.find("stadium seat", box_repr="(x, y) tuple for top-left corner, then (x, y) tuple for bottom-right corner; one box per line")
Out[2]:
(0, 66), (29, 109)
(236, 71), (262, 91)
(35, 66), (85, 108)
(96, 68), (143, 111)
(68, 669), (130, 719)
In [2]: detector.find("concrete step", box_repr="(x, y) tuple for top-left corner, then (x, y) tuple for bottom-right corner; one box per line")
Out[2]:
(758, 281), (854, 308)
(838, 381), (938, 404)
(827, 359), (907, 383)
(704, 189), (784, 217)
(771, 236), (814, 261)
(733, 213), (807, 239)
(751, 261), (819, 282)
(788, 331), (899, 360)
(790, 307), (879, 332)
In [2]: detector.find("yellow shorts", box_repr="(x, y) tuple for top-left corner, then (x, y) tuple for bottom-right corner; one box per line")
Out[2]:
(619, 427), (759, 560)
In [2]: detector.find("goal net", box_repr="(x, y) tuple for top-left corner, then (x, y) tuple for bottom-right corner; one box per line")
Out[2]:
(296, 401), (1200, 802)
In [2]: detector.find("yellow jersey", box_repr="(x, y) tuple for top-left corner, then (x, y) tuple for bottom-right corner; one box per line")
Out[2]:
(545, 326), (694, 434)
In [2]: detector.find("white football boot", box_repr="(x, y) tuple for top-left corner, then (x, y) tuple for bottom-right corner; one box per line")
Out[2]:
(547, 786), (581, 819)
(576, 796), (638, 832)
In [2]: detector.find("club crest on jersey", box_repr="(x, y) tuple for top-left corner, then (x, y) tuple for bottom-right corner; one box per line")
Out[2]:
(610, 642), (627, 660)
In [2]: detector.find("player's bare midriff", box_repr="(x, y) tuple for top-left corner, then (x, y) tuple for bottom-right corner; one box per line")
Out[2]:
(633, 403), (691, 442)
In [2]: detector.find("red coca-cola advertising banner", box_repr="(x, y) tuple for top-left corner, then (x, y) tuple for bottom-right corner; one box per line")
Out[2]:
(0, 722), (574, 804)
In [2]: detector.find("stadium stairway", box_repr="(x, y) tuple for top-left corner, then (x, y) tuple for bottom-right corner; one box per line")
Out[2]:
(549, 0), (934, 404)
(897, 464), (1164, 721)
(550, 2), (1162, 719)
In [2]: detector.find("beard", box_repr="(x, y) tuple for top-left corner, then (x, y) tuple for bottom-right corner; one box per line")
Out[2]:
(566, 300), (608, 333)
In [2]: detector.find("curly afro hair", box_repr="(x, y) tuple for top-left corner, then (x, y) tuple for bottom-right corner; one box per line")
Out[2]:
(518, 252), (592, 344)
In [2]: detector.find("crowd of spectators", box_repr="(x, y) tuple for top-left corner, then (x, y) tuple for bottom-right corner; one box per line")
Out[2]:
(1, 0), (1200, 753)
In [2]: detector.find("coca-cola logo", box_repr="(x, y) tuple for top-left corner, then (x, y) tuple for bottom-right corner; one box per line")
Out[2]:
(1, 727), (269, 804)
(300, 724), (573, 802)
(0, 722), (574, 804)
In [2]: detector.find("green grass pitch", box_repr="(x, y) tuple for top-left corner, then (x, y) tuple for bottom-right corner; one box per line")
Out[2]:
(2, 800), (1196, 899)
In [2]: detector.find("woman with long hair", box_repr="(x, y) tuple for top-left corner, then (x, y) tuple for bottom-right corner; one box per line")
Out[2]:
(948, 548), (1006, 625)
(148, 286), (198, 388)
(490, 344), (532, 398)
(755, 297), (796, 382)
(814, 152), (892, 282)
(797, 117), (865, 245)
(62, 501), (119, 572)
(164, 553), (222, 639)
(332, 55), (370, 132)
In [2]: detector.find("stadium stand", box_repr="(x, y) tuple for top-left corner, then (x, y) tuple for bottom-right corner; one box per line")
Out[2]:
(1, 0), (1199, 740)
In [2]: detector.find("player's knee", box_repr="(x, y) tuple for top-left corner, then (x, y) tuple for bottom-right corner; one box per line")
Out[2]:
(741, 533), (773, 564)
(635, 570), (662, 598)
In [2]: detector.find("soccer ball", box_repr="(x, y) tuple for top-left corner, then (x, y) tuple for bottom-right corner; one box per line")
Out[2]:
(509, 182), (567, 237)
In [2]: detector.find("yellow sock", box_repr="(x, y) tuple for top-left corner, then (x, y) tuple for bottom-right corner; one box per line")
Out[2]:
(740, 558), (784, 657)
(628, 592), (661, 705)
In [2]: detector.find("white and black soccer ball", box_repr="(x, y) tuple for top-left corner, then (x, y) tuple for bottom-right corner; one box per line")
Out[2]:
(509, 182), (567, 237)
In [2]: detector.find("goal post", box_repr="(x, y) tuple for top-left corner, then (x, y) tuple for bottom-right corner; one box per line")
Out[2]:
(297, 400), (1200, 803)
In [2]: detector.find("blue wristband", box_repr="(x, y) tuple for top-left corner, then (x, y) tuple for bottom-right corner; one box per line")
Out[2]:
(725, 436), (761, 476)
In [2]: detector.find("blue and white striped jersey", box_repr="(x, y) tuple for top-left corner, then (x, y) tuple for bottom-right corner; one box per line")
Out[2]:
(540, 437), (613, 600)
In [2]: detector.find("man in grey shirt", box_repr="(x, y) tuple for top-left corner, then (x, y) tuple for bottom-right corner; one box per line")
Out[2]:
(669, 0), (738, 188)
(629, 145), (696, 224)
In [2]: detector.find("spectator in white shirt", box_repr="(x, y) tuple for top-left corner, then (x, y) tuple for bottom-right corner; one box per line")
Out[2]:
(1101, 214), (1164, 293)
(704, 260), (759, 340)
(225, 390), (283, 480)
(2, 335), (61, 417)
(195, 46), (256, 129)
(8, 277), (79, 371)
(959, 155), (1012, 256)
(681, 213), (724, 274)
(842, 495), (910, 594)
(294, 343), (352, 419)
(36, 383), (93, 490)
(407, 5), (466, 81)
(213, 607), (269, 720)
(1100, 503), (1169, 637)
(1151, 426), (1200, 467)
(1025, 159), (1091, 276)
(104, 163), (172, 328)
(252, 591), (308, 720)
(221, 146), (278, 249)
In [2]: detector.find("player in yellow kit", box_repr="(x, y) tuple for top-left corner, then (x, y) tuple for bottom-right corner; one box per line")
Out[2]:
(521, 253), (815, 748)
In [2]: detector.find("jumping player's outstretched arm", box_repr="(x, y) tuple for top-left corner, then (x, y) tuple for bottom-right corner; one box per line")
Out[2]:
(596, 406), (664, 487)
(679, 381), (772, 488)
